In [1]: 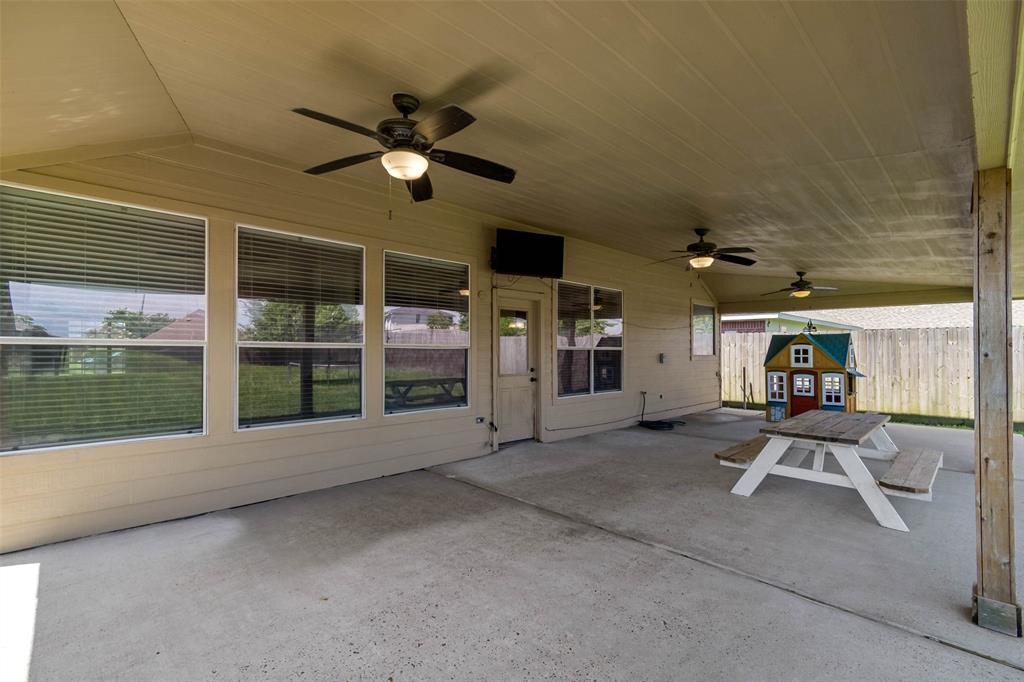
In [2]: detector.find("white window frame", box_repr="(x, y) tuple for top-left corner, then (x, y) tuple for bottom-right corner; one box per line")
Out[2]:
(793, 373), (815, 397)
(822, 372), (845, 406)
(382, 249), (472, 415)
(234, 224), (366, 431)
(767, 371), (787, 402)
(0, 182), (209, 454)
(790, 344), (813, 367)
(555, 280), (624, 398)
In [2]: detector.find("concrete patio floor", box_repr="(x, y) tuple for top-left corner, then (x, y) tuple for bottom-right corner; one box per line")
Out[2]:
(2, 410), (1022, 681)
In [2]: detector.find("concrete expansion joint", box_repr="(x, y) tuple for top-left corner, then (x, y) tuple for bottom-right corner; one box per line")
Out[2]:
(429, 468), (1024, 674)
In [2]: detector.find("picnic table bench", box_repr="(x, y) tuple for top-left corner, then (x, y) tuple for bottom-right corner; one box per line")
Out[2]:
(717, 410), (943, 532)
(384, 377), (467, 410)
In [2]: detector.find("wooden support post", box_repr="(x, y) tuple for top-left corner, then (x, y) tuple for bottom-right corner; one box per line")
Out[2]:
(972, 167), (1021, 636)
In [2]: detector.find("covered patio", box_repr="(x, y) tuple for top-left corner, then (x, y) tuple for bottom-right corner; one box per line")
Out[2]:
(1, 1), (1023, 679)
(3, 411), (1022, 679)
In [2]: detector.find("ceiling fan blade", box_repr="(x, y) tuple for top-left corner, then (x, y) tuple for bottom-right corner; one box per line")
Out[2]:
(812, 286), (839, 291)
(715, 253), (757, 267)
(412, 105), (476, 145)
(645, 254), (689, 266)
(293, 107), (388, 143)
(405, 173), (433, 202)
(303, 151), (383, 175)
(715, 246), (756, 254)
(761, 287), (796, 296)
(430, 149), (516, 183)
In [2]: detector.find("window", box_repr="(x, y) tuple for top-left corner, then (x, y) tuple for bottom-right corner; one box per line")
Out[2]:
(790, 344), (813, 367)
(384, 251), (469, 414)
(793, 374), (815, 396)
(499, 309), (528, 375)
(767, 371), (787, 402)
(236, 227), (363, 427)
(692, 303), (716, 356)
(0, 185), (206, 451)
(556, 281), (623, 396)
(823, 373), (845, 406)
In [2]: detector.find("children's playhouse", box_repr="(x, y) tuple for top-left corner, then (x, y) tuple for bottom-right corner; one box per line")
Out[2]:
(763, 332), (864, 422)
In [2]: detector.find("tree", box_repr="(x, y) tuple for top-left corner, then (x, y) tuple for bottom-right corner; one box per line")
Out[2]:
(426, 311), (454, 330)
(241, 301), (357, 342)
(93, 308), (173, 339)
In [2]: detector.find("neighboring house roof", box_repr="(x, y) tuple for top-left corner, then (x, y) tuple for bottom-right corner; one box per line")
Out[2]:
(145, 310), (205, 341)
(783, 301), (1024, 329)
(764, 332), (852, 368)
(722, 312), (861, 331)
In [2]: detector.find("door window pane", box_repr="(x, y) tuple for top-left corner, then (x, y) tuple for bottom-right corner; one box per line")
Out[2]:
(384, 348), (467, 414)
(1, 345), (203, 451)
(238, 347), (361, 427)
(499, 309), (529, 375)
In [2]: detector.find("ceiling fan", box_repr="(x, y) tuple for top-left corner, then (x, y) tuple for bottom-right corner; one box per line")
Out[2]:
(761, 271), (839, 298)
(293, 93), (516, 202)
(648, 228), (756, 269)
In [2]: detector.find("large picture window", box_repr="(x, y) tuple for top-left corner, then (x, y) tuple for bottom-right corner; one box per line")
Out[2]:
(556, 281), (623, 396)
(236, 227), (363, 427)
(0, 185), (206, 451)
(384, 251), (470, 414)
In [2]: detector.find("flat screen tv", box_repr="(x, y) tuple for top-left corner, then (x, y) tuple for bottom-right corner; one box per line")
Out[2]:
(492, 228), (564, 278)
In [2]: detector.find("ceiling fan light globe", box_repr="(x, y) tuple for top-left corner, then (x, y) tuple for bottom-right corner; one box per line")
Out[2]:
(381, 149), (428, 180)
(790, 289), (811, 298)
(689, 256), (715, 269)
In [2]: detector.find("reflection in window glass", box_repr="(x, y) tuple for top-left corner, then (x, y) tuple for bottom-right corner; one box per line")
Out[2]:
(793, 374), (814, 396)
(384, 252), (469, 346)
(236, 227), (364, 426)
(594, 349), (622, 393)
(557, 349), (590, 396)
(384, 348), (468, 414)
(238, 347), (361, 427)
(556, 281), (592, 348)
(1, 186), (207, 452)
(0, 345), (203, 451)
(499, 309), (528, 375)
(692, 304), (715, 356)
(593, 287), (623, 348)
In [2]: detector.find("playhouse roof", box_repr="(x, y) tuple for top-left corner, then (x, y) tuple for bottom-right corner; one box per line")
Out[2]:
(764, 333), (852, 368)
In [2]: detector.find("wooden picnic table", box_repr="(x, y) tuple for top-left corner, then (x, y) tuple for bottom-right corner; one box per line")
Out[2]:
(385, 377), (466, 410)
(724, 410), (941, 532)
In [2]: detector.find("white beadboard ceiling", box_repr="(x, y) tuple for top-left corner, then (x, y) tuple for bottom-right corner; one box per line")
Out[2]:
(2, 1), (1016, 303)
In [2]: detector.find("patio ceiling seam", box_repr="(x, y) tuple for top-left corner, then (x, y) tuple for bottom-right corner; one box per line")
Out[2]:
(429, 468), (1024, 673)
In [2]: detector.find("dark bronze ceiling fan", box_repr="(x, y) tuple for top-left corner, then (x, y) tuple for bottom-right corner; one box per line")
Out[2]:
(647, 228), (757, 269)
(761, 271), (839, 298)
(293, 93), (516, 202)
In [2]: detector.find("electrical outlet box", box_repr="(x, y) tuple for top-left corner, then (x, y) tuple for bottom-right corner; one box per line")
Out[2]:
(475, 416), (485, 424)
(658, 353), (666, 364)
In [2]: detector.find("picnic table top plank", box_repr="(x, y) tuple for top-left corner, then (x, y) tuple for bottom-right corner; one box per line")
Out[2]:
(760, 410), (890, 445)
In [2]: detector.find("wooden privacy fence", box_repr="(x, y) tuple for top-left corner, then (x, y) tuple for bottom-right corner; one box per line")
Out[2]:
(721, 327), (1024, 421)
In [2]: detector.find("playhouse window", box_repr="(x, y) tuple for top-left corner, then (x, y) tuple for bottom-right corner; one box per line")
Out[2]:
(823, 373), (845, 406)
(768, 372), (786, 401)
(793, 374), (815, 396)
(790, 344), (813, 367)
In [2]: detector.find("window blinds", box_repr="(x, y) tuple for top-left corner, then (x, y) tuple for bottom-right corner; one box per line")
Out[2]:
(0, 185), (207, 451)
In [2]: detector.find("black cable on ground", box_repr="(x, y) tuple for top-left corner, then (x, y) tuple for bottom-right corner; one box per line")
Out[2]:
(638, 391), (680, 431)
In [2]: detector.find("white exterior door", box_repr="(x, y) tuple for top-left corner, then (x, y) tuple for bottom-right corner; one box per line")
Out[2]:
(497, 300), (538, 444)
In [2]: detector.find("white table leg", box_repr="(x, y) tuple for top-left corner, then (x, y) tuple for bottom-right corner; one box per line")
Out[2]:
(869, 427), (899, 454)
(731, 437), (792, 497)
(812, 443), (825, 472)
(830, 444), (909, 532)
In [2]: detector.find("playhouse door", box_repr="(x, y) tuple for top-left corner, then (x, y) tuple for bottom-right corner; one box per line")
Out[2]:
(790, 371), (818, 417)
